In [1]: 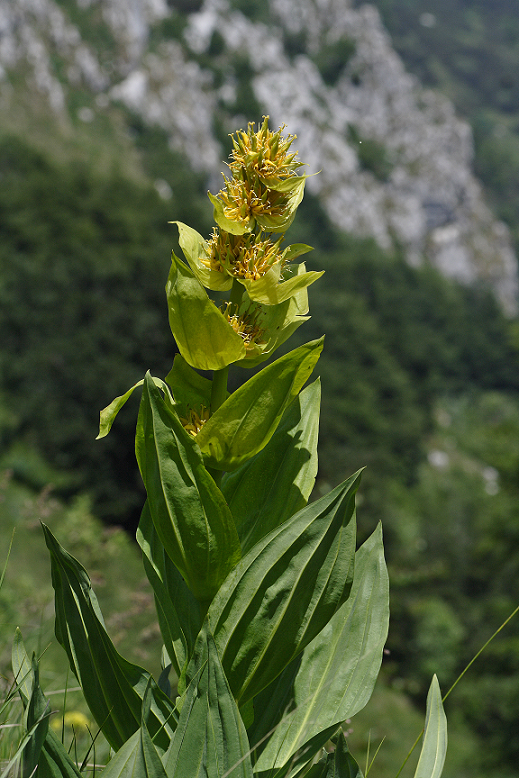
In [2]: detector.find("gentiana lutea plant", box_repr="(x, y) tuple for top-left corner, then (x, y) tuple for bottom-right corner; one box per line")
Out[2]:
(10, 119), (447, 778)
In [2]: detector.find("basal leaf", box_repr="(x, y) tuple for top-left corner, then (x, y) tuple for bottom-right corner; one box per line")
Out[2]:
(252, 523), (388, 772)
(205, 472), (360, 705)
(135, 373), (241, 603)
(196, 339), (323, 471)
(164, 625), (253, 778)
(222, 379), (320, 554)
(42, 524), (177, 752)
(136, 500), (202, 680)
(166, 252), (246, 370)
(414, 676), (448, 778)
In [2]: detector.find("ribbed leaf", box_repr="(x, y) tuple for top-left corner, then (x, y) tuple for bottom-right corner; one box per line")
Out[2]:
(166, 252), (246, 370)
(252, 523), (388, 772)
(101, 684), (169, 778)
(222, 379), (320, 554)
(205, 472), (360, 705)
(136, 500), (202, 679)
(414, 676), (448, 778)
(42, 524), (177, 752)
(196, 339), (323, 471)
(164, 625), (254, 778)
(135, 374), (241, 603)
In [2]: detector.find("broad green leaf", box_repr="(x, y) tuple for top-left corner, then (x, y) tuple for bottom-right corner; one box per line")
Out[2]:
(101, 683), (169, 778)
(136, 500), (202, 680)
(414, 676), (448, 778)
(205, 472), (360, 705)
(209, 191), (252, 236)
(172, 220), (233, 292)
(196, 338), (323, 471)
(164, 354), (213, 419)
(135, 373), (241, 603)
(252, 523), (388, 772)
(42, 524), (177, 752)
(97, 376), (173, 440)
(166, 252), (246, 370)
(222, 380), (321, 553)
(241, 266), (323, 306)
(164, 625), (254, 778)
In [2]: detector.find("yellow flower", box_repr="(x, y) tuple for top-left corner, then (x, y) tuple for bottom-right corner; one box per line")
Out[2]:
(229, 116), (303, 186)
(201, 229), (285, 281)
(220, 302), (265, 352)
(180, 405), (210, 436)
(217, 174), (290, 228)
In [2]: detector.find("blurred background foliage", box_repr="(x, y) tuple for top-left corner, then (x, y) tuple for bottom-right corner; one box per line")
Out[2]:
(2, 1), (519, 776)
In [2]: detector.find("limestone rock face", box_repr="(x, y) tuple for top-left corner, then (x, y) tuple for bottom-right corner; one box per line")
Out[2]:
(1, 0), (516, 311)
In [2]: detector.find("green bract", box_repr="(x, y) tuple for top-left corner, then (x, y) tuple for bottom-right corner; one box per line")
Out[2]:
(15, 119), (449, 778)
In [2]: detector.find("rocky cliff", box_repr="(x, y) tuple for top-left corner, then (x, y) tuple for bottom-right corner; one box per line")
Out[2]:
(1, 0), (517, 312)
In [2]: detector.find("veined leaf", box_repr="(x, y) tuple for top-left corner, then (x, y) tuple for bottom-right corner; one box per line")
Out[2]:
(196, 339), (323, 471)
(414, 676), (448, 778)
(251, 523), (388, 772)
(166, 252), (246, 370)
(136, 500), (202, 680)
(135, 373), (241, 603)
(222, 379), (320, 554)
(42, 524), (177, 752)
(101, 684), (169, 778)
(204, 472), (360, 705)
(172, 220), (233, 292)
(164, 625), (254, 778)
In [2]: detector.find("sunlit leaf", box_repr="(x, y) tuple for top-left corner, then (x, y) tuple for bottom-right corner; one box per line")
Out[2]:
(222, 379), (320, 553)
(136, 373), (241, 603)
(204, 472), (360, 705)
(413, 676), (448, 778)
(166, 252), (246, 370)
(196, 339), (323, 470)
(251, 523), (388, 772)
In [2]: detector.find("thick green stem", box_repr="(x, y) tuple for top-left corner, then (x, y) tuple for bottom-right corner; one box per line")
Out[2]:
(211, 365), (229, 415)
(229, 278), (244, 308)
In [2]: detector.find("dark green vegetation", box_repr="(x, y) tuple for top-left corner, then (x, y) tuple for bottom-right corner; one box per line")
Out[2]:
(1, 125), (519, 775)
(361, 0), (519, 251)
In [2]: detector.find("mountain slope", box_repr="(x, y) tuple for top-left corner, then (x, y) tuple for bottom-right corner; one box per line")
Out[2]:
(1, 0), (517, 311)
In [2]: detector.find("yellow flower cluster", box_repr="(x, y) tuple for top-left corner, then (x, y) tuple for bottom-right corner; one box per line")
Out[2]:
(201, 228), (284, 281)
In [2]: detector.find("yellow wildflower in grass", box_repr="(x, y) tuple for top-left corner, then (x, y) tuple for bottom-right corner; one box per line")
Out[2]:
(201, 228), (285, 281)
